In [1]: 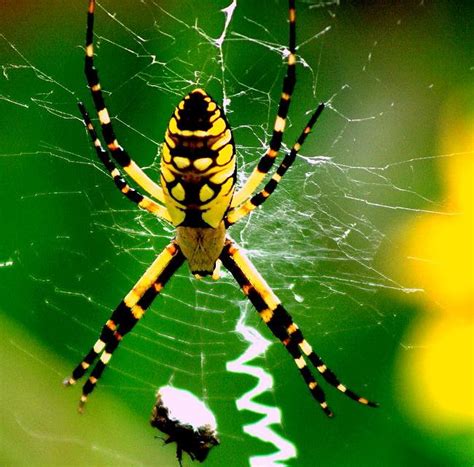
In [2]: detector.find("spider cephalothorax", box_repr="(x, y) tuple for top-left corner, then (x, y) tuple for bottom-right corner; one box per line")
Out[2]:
(65, 0), (377, 420)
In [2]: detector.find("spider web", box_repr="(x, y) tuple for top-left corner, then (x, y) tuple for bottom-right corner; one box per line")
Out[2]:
(0, 1), (463, 466)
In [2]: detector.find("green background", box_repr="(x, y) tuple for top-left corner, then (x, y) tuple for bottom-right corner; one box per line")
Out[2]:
(1, 1), (472, 466)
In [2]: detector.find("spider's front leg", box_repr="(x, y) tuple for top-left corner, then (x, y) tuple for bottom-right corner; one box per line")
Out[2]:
(226, 103), (324, 226)
(220, 239), (378, 416)
(64, 242), (184, 412)
(231, 0), (298, 208)
(83, 0), (165, 203)
(78, 102), (172, 222)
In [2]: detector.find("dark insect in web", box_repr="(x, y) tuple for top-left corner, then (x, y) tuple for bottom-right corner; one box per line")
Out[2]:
(150, 386), (219, 466)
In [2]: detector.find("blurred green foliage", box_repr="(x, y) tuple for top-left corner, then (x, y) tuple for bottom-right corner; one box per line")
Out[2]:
(1, 1), (472, 466)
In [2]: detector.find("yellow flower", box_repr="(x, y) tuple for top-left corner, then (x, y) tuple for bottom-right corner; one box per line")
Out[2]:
(397, 88), (473, 429)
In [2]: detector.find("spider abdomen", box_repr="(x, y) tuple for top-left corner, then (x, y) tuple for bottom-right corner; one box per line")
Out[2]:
(161, 89), (236, 229)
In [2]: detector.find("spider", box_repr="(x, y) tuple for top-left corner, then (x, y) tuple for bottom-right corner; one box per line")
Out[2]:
(64, 0), (378, 418)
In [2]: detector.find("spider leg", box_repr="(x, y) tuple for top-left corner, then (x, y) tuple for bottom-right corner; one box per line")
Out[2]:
(64, 242), (185, 412)
(78, 102), (171, 222)
(231, 0), (297, 208)
(220, 239), (332, 416)
(176, 446), (183, 467)
(220, 239), (378, 416)
(84, 0), (165, 203)
(226, 103), (324, 226)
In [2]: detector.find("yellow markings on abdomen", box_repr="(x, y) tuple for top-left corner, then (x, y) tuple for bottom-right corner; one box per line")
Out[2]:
(220, 177), (234, 196)
(161, 166), (175, 183)
(191, 88), (206, 96)
(174, 157), (191, 169)
(169, 116), (226, 139)
(209, 159), (235, 185)
(171, 183), (186, 201)
(165, 202), (186, 226)
(201, 177), (235, 228)
(194, 158), (213, 171)
(165, 132), (176, 149)
(216, 143), (233, 165)
(206, 117), (226, 136)
(161, 90), (236, 228)
(161, 144), (172, 163)
(168, 117), (179, 134)
(210, 129), (232, 150)
(199, 184), (215, 202)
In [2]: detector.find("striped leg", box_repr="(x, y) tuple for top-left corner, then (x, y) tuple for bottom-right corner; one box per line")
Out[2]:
(79, 102), (172, 222)
(84, 0), (165, 204)
(231, 0), (297, 208)
(226, 103), (324, 226)
(220, 239), (378, 416)
(64, 242), (185, 412)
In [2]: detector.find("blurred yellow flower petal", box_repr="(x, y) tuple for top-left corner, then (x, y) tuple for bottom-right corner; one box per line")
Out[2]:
(439, 90), (474, 211)
(397, 315), (473, 429)
(397, 89), (474, 432)
(406, 208), (473, 312)
(402, 89), (473, 313)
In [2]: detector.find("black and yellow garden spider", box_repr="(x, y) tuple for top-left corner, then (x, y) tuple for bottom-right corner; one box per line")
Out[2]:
(65, 0), (378, 418)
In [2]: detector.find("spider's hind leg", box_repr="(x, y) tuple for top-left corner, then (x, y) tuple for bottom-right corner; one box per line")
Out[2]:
(62, 317), (117, 387)
(220, 238), (378, 415)
(297, 332), (379, 408)
(64, 242), (184, 412)
(220, 239), (333, 416)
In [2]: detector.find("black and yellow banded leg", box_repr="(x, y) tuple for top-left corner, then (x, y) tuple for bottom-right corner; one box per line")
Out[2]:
(220, 239), (334, 416)
(231, 0), (297, 208)
(84, 0), (165, 204)
(272, 310), (378, 408)
(294, 331), (379, 408)
(64, 242), (185, 412)
(78, 102), (172, 222)
(226, 103), (325, 226)
(220, 239), (377, 415)
(284, 339), (334, 416)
